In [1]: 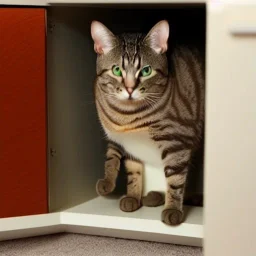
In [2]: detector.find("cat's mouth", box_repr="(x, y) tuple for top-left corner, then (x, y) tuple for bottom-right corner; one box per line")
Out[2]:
(117, 94), (141, 102)
(122, 98), (139, 103)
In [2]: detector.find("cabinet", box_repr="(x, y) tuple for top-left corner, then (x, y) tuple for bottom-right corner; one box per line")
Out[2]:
(0, 1), (256, 255)
(205, 3), (256, 256)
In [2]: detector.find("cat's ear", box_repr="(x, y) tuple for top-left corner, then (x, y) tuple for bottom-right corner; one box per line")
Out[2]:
(91, 21), (117, 55)
(144, 20), (169, 54)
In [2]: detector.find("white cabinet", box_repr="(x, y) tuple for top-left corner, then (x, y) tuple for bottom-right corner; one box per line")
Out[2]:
(205, 2), (256, 256)
(0, 0), (256, 255)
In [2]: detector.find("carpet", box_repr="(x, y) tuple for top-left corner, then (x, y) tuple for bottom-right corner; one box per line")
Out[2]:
(0, 233), (203, 256)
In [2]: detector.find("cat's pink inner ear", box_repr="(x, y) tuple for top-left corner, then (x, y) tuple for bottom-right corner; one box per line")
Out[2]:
(91, 21), (115, 55)
(145, 20), (169, 54)
(93, 39), (104, 55)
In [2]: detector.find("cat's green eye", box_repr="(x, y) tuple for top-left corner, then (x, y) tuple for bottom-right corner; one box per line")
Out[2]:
(140, 65), (152, 77)
(112, 65), (122, 77)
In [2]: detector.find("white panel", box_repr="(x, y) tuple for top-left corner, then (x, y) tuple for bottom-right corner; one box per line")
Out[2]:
(0, 213), (62, 241)
(0, 0), (206, 5)
(47, 7), (107, 212)
(219, 0), (256, 4)
(0, 213), (60, 232)
(0, 226), (64, 241)
(0, 0), (47, 5)
(205, 3), (256, 256)
(62, 197), (203, 246)
(48, 0), (205, 4)
(0, 201), (203, 245)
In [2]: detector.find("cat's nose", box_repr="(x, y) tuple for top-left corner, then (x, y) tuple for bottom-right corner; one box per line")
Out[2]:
(126, 87), (134, 95)
(125, 74), (135, 95)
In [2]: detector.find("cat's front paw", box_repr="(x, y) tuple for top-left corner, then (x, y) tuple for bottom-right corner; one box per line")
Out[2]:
(120, 196), (141, 212)
(161, 208), (183, 225)
(96, 179), (115, 196)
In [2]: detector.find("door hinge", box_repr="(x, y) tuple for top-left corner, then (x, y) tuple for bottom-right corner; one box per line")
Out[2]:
(48, 19), (55, 33)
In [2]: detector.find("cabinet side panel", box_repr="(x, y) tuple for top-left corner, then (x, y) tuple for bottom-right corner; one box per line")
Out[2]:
(205, 4), (256, 256)
(0, 8), (48, 217)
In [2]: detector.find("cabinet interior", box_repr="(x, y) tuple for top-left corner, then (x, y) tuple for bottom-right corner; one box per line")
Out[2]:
(47, 5), (206, 215)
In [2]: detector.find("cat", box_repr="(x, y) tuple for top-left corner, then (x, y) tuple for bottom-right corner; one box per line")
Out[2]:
(91, 20), (204, 225)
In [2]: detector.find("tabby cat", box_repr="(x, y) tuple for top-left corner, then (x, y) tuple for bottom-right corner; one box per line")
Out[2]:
(91, 20), (204, 225)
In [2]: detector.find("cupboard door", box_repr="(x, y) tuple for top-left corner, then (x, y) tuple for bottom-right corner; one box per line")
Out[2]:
(0, 8), (48, 218)
(205, 3), (256, 256)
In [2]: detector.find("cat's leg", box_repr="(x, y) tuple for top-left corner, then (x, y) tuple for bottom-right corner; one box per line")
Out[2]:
(161, 146), (192, 225)
(120, 158), (143, 212)
(162, 162), (190, 225)
(96, 142), (122, 196)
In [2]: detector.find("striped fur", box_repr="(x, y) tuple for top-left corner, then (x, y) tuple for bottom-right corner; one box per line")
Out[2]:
(92, 21), (204, 225)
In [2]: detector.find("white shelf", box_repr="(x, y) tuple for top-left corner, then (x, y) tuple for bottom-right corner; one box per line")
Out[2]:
(0, 197), (203, 246)
(0, 213), (63, 241)
(0, 0), (206, 6)
(65, 197), (202, 225)
(48, 0), (206, 3)
(63, 197), (203, 246)
(0, 0), (47, 5)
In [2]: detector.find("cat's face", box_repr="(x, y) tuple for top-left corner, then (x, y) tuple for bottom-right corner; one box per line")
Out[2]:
(91, 21), (169, 110)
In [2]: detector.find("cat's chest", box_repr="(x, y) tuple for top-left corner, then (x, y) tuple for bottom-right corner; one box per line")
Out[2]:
(105, 129), (162, 167)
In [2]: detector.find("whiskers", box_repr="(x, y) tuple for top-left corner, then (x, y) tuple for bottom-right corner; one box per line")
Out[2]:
(143, 92), (162, 110)
(97, 89), (163, 114)
(105, 93), (117, 102)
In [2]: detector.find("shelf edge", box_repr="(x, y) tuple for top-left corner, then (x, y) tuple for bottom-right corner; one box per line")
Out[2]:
(61, 212), (203, 246)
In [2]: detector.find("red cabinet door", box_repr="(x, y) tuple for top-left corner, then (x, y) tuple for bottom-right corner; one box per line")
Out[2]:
(0, 8), (48, 217)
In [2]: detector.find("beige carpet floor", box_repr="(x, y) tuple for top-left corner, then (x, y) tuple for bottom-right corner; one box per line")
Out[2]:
(0, 233), (203, 256)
